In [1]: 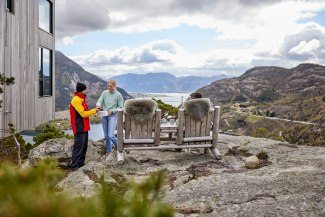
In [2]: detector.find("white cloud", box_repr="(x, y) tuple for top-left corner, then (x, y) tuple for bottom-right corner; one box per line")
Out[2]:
(72, 40), (180, 66)
(61, 37), (74, 46)
(56, 0), (325, 37)
(289, 39), (321, 55)
(70, 40), (255, 77)
(57, 0), (325, 76)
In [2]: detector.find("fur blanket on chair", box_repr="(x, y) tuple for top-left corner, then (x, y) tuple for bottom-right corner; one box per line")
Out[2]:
(183, 98), (211, 120)
(124, 99), (158, 124)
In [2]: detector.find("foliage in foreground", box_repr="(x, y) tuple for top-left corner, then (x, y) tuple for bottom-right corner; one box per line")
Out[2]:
(0, 159), (174, 217)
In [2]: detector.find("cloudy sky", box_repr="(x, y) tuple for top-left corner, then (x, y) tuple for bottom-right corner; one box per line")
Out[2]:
(55, 0), (325, 78)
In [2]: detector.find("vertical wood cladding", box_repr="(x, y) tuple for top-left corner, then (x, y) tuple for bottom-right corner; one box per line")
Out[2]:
(0, 0), (55, 135)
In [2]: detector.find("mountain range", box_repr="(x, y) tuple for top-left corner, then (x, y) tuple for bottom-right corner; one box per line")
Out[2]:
(55, 51), (132, 111)
(55, 50), (325, 124)
(198, 63), (325, 123)
(105, 73), (229, 93)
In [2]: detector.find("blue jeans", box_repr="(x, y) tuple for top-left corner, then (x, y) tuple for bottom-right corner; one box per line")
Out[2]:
(102, 115), (118, 153)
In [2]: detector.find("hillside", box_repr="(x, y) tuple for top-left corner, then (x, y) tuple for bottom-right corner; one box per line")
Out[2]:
(55, 51), (132, 111)
(106, 72), (229, 93)
(198, 63), (325, 123)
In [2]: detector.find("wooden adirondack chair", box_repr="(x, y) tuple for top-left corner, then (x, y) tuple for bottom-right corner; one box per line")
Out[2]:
(176, 98), (222, 160)
(117, 99), (161, 153)
(116, 98), (221, 163)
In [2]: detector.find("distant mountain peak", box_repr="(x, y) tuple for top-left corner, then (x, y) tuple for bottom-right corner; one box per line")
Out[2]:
(55, 51), (132, 111)
(292, 63), (324, 71)
(240, 66), (287, 77)
(198, 63), (325, 105)
(55, 51), (84, 71)
(106, 72), (231, 93)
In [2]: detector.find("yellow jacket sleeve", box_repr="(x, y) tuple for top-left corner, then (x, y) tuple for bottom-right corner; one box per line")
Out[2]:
(71, 97), (96, 118)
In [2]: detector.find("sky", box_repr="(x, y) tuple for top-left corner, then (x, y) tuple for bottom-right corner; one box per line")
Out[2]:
(55, 0), (325, 78)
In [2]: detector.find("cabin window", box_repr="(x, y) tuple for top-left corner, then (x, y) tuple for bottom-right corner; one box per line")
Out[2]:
(39, 0), (53, 33)
(39, 47), (52, 97)
(6, 0), (14, 13)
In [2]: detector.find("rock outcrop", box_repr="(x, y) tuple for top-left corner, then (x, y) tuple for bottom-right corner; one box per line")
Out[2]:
(199, 63), (325, 105)
(28, 138), (104, 168)
(28, 135), (325, 216)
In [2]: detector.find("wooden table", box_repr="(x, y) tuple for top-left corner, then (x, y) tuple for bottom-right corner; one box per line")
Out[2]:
(160, 123), (178, 141)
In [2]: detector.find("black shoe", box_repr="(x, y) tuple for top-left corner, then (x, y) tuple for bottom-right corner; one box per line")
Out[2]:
(71, 167), (79, 171)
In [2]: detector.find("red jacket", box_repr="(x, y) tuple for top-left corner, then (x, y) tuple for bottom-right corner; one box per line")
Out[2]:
(70, 93), (96, 134)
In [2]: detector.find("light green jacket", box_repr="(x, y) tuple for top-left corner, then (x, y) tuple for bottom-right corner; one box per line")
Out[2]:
(96, 90), (123, 114)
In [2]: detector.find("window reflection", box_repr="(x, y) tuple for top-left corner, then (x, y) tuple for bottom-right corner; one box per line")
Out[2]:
(39, 48), (43, 96)
(39, 47), (52, 97)
(39, 0), (52, 33)
(42, 49), (51, 96)
(6, 0), (13, 12)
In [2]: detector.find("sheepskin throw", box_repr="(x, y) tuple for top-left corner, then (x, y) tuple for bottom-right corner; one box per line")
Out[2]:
(124, 99), (158, 124)
(183, 98), (211, 120)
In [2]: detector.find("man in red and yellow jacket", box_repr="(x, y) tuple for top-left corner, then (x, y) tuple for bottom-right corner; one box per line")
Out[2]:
(70, 82), (100, 171)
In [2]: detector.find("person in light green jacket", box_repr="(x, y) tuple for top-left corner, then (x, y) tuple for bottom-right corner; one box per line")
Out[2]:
(96, 80), (124, 163)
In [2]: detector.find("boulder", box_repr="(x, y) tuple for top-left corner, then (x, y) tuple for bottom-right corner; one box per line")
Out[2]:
(56, 161), (116, 198)
(28, 138), (103, 168)
(245, 155), (260, 169)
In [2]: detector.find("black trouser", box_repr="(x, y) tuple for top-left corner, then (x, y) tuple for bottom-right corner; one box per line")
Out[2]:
(71, 132), (88, 170)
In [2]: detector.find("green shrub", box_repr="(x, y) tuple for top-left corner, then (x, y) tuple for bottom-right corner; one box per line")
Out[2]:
(0, 133), (33, 162)
(0, 159), (174, 217)
(33, 125), (73, 146)
(282, 124), (325, 146)
(250, 127), (283, 141)
(0, 73), (15, 108)
(245, 115), (263, 124)
(154, 99), (178, 117)
(36, 119), (71, 130)
(251, 128), (270, 138)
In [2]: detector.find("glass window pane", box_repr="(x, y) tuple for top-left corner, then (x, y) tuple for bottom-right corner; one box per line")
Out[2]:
(39, 0), (52, 33)
(6, 0), (13, 12)
(42, 49), (52, 96)
(39, 48), (43, 97)
(39, 47), (52, 97)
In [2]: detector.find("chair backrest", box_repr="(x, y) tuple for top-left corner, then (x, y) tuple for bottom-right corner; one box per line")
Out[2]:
(184, 98), (212, 137)
(123, 99), (158, 139)
(117, 99), (161, 149)
(177, 98), (220, 145)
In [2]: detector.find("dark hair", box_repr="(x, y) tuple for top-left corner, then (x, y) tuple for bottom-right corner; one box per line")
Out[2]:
(190, 92), (202, 99)
(76, 82), (87, 93)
